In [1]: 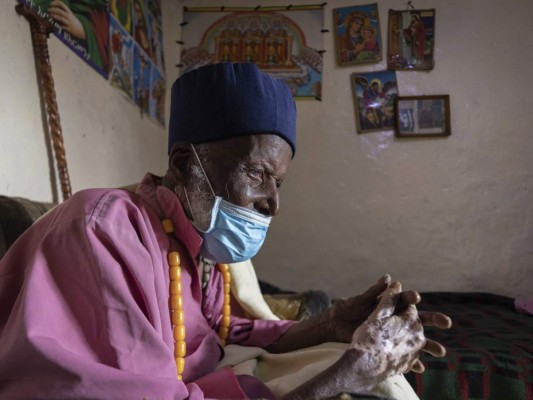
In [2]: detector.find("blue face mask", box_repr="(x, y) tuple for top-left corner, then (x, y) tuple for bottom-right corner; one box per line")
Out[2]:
(196, 196), (271, 263)
(187, 145), (272, 263)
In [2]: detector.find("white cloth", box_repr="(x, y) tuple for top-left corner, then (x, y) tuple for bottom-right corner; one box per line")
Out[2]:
(221, 343), (418, 399)
(224, 261), (420, 400)
(228, 260), (279, 320)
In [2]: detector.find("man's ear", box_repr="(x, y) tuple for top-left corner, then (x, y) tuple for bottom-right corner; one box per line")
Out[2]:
(168, 142), (192, 186)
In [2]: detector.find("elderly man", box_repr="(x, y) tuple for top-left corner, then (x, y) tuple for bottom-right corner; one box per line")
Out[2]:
(0, 63), (450, 399)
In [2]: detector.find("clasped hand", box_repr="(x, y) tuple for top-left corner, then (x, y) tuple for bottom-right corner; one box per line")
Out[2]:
(281, 275), (452, 399)
(327, 274), (451, 376)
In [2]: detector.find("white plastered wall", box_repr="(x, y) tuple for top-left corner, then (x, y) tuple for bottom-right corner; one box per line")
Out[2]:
(1, 0), (532, 299)
(252, 0), (533, 299)
(0, 0), (182, 202)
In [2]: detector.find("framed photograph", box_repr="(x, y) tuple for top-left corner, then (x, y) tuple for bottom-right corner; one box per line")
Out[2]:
(333, 3), (382, 66)
(395, 95), (451, 137)
(387, 9), (436, 70)
(351, 70), (398, 133)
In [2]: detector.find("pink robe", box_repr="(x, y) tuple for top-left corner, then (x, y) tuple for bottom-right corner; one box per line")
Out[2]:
(0, 174), (294, 399)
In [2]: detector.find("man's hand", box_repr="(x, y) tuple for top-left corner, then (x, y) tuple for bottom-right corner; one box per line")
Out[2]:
(326, 274), (392, 343)
(268, 273), (452, 371)
(282, 281), (452, 399)
(327, 275), (452, 375)
(348, 281), (429, 385)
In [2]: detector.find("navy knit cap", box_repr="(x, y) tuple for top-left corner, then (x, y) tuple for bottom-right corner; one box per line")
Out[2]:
(168, 63), (296, 157)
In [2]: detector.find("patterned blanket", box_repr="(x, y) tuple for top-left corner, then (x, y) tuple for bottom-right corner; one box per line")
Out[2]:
(406, 292), (533, 400)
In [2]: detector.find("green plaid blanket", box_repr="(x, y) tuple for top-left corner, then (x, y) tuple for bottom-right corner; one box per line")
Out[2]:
(405, 292), (533, 400)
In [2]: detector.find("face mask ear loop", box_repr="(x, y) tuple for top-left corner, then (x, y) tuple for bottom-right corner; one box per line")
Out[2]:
(190, 144), (216, 198)
(181, 186), (198, 224)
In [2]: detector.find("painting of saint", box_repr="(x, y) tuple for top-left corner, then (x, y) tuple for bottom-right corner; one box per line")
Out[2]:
(333, 4), (382, 66)
(351, 70), (398, 133)
(387, 9), (436, 70)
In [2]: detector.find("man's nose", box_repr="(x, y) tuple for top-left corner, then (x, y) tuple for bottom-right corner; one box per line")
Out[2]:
(267, 194), (279, 217)
(255, 188), (279, 217)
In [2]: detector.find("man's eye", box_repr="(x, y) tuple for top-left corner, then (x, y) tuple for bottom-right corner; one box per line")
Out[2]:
(248, 169), (263, 180)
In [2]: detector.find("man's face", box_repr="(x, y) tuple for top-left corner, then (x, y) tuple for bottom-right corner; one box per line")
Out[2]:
(182, 134), (292, 230)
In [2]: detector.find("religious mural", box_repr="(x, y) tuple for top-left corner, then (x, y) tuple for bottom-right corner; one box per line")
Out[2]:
(180, 7), (324, 99)
(17, 0), (110, 77)
(17, 0), (166, 125)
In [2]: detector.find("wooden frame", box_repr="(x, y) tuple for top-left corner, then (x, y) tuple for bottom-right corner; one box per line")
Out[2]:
(387, 8), (436, 71)
(395, 95), (451, 138)
(333, 3), (382, 66)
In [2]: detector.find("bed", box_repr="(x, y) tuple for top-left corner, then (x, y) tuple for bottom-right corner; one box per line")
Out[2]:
(405, 292), (533, 400)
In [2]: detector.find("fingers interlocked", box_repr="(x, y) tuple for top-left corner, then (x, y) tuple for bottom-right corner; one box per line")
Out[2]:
(350, 282), (427, 380)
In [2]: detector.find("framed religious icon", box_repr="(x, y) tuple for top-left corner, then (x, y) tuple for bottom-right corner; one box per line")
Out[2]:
(333, 3), (382, 66)
(351, 70), (398, 133)
(395, 95), (451, 137)
(387, 9), (436, 70)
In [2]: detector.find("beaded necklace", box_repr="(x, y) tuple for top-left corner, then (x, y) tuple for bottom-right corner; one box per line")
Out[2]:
(161, 218), (231, 380)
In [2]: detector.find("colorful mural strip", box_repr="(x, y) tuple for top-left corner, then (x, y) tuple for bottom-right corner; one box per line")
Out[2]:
(110, 0), (166, 125)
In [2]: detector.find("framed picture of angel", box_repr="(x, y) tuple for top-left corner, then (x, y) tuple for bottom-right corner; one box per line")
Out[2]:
(351, 70), (398, 133)
(387, 9), (436, 70)
(333, 3), (382, 66)
(395, 95), (451, 137)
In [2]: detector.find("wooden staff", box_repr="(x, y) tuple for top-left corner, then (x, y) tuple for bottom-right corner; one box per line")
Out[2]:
(16, 4), (72, 202)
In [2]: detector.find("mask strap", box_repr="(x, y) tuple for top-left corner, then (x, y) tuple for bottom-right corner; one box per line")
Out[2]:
(181, 186), (198, 224)
(190, 144), (216, 198)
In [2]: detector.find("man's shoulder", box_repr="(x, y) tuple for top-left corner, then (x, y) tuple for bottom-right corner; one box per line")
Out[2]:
(69, 187), (137, 210)
(47, 188), (154, 230)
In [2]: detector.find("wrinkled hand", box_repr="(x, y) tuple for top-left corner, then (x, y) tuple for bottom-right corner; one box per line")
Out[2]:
(326, 274), (392, 343)
(348, 281), (450, 387)
(280, 279), (452, 400)
(327, 275), (451, 361)
(48, 0), (86, 40)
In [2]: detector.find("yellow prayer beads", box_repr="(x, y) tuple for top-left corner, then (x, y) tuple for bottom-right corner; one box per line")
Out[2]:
(162, 219), (232, 381)
(163, 218), (186, 380)
(217, 264), (231, 346)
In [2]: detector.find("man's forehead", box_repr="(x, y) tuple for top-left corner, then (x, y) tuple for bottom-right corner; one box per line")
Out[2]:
(202, 134), (292, 172)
